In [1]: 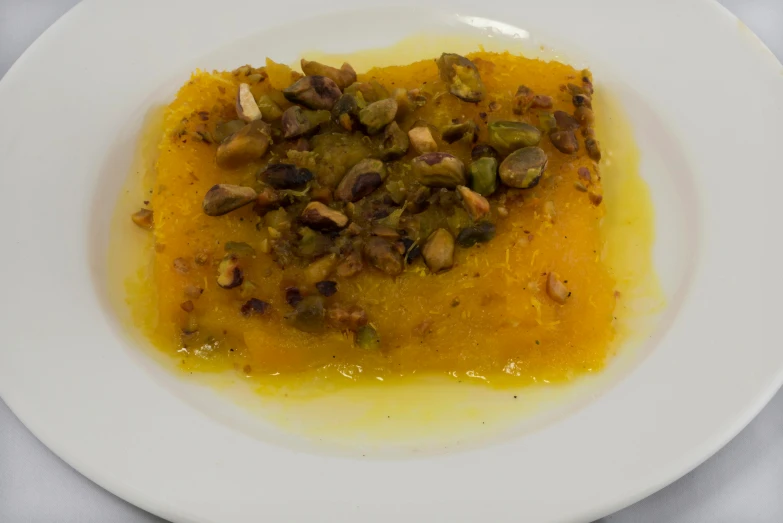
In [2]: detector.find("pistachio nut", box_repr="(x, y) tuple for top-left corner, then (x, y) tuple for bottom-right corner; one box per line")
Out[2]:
(359, 98), (398, 135)
(498, 146), (548, 189)
(549, 130), (579, 154)
(283, 75), (342, 110)
(379, 121), (409, 160)
(487, 121), (541, 155)
(408, 126), (437, 154)
(300, 201), (349, 230)
(441, 118), (478, 144)
(335, 158), (386, 202)
(436, 53), (486, 103)
(468, 157), (498, 196)
(215, 120), (271, 169)
(260, 163), (314, 189)
(411, 152), (467, 189)
(456, 221), (496, 248)
(300, 59), (357, 89)
(281, 105), (330, 139)
(422, 228), (455, 273)
(202, 184), (258, 216)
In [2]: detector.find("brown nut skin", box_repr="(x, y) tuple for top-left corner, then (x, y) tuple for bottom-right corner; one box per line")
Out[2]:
(300, 59), (357, 89)
(363, 237), (404, 276)
(300, 202), (349, 231)
(217, 254), (243, 289)
(422, 228), (455, 273)
(573, 106), (595, 127)
(553, 110), (580, 132)
(456, 221), (496, 247)
(280, 106), (330, 139)
(470, 144), (499, 161)
(331, 93), (362, 131)
(241, 298), (271, 317)
(260, 163), (314, 189)
(335, 249), (363, 278)
(215, 120), (271, 169)
(549, 130), (580, 154)
(411, 152), (467, 189)
(585, 138), (602, 161)
(315, 280), (338, 297)
(334, 159), (386, 202)
(436, 53), (486, 102)
(573, 93), (592, 108)
(327, 303), (368, 331)
(441, 119), (478, 144)
(512, 85), (534, 114)
(282, 75), (342, 110)
(131, 208), (153, 229)
(379, 121), (410, 160)
(531, 95), (553, 108)
(202, 184), (258, 216)
(253, 186), (282, 216)
(498, 147), (548, 189)
(588, 186), (604, 205)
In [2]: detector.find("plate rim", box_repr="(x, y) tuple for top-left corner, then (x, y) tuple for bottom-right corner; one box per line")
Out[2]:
(1, 0), (783, 521)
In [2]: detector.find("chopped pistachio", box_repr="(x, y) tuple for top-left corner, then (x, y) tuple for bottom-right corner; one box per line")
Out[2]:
(217, 254), (243, 289)
(288, 295), (326, 333)
(304, 254), (338, 285)
(215, 120), (271, 169)
(456, 222), (496, 247)
(280, 106), (330, 139)
(436, 53), (486, 102)
(283, 75), (342, 110)
(422, 228), (455, 273)
(359, 98), (398, 135)
(202, 184), (257, 216)
(260, 163), (314, 189)
(411, 152), (467, 188)
(498, 147), (548, 189)
(457, 185), (490, 220)
(408, 126), (437, 154)
(300, 202), (349, 231)
(256, 94), (283, 121)
(379, 121), (409, 160)
(355, 325), (381, 349)
(335, 159), (386, 202)
(131, 208), (153, 229)
(550, 130), (579, 154)
(468, 157), (498, 196)
(441, 119), (478, 144)
(363, 237), (404, 276)
(300, 59), (357, 89)
(235, 83), (262, 122)
(241, 298), (270, 317)
(327, 303), (368, 331)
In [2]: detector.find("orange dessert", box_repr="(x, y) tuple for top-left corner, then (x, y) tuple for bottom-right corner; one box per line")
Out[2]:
(131, 51), (616, 387)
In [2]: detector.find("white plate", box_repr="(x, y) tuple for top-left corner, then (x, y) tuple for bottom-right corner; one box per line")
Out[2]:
(1, 0), (782, 521)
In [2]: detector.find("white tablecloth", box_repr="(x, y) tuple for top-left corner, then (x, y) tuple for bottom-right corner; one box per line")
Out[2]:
(1, 0), (782, 521)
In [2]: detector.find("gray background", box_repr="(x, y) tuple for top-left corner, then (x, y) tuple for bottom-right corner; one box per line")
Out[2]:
(1, 0), (782, 521)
